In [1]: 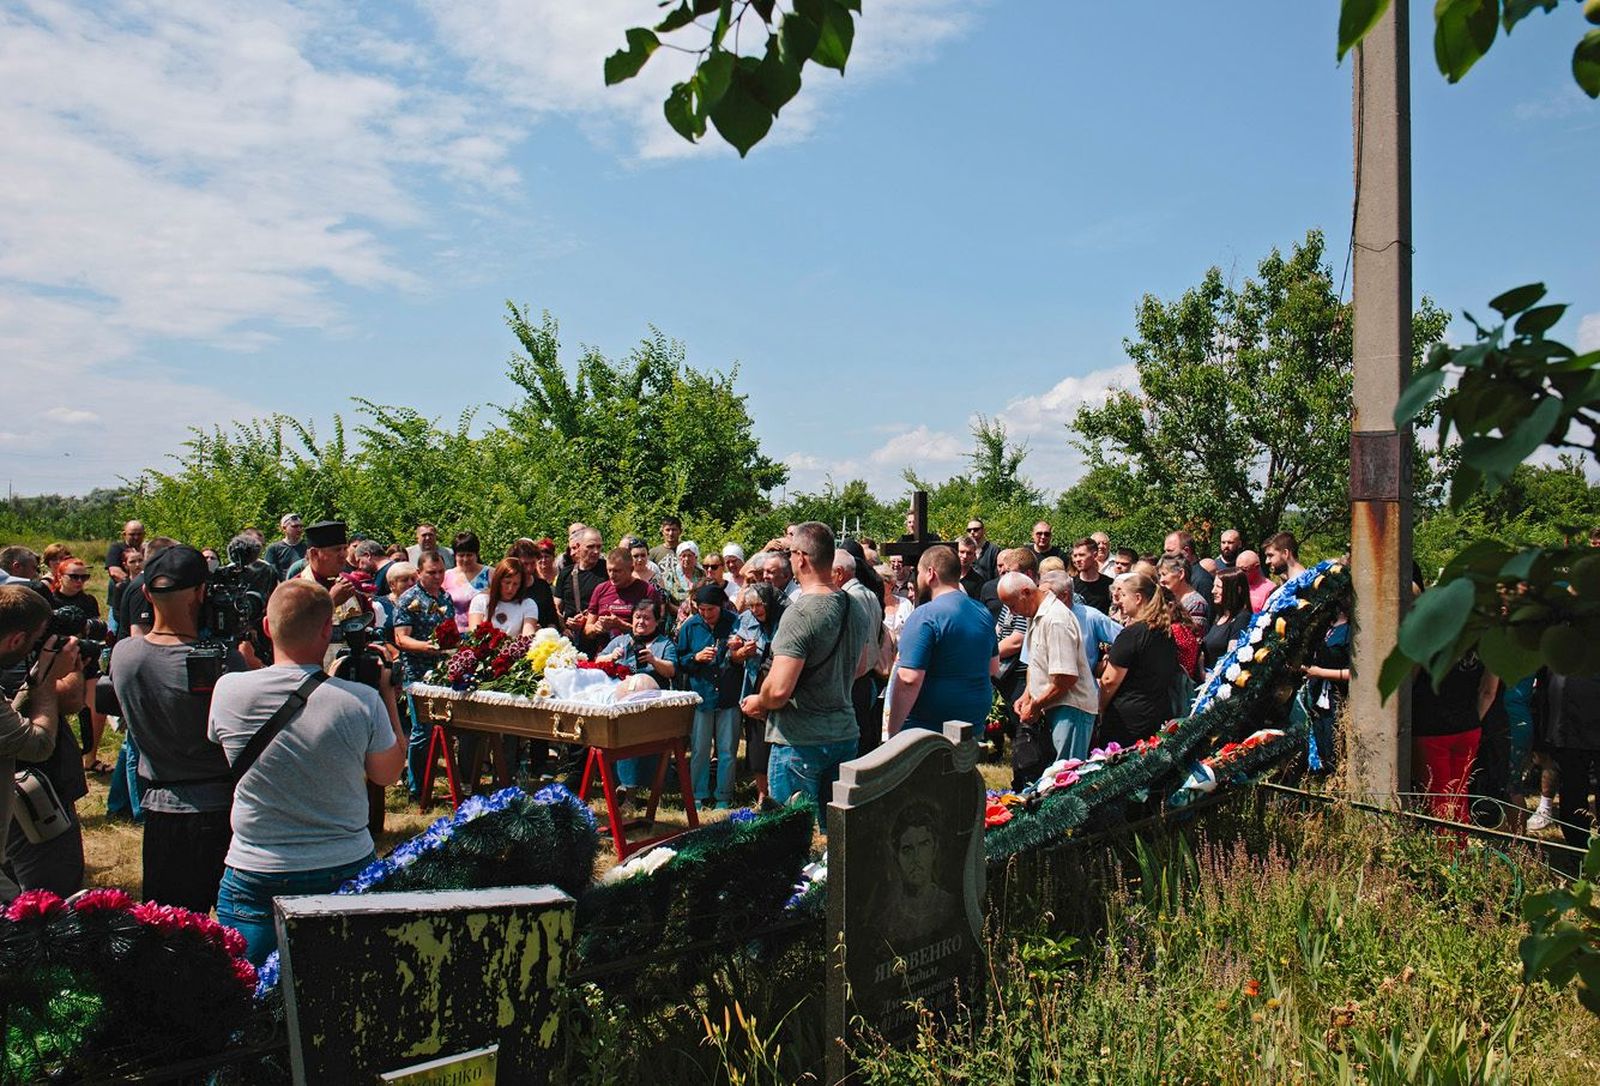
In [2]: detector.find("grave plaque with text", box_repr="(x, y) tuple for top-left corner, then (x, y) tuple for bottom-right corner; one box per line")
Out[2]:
(826, 721), (985, 1081)
(276, 886), (573, 1086)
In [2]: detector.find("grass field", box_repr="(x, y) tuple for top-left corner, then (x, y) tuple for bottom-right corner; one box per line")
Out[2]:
(853, 803), (1600, 1085)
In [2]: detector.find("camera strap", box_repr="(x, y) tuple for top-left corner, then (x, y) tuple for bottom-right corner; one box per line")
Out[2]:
(228, 670), (328, 789)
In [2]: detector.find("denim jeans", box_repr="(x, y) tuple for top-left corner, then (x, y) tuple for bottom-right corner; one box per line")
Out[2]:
(404, 692), (431, 796)
(617, 754), (660, 790)
(768, 738), (858, 831)
(217, 853), (376, 965)
(690, 707), (740, 806)
(1048, 705), (1097, 764)
(106, 731), (145, 823)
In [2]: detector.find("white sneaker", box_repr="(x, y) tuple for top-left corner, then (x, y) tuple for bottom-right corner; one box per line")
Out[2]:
(1526, 807), (1554, 832)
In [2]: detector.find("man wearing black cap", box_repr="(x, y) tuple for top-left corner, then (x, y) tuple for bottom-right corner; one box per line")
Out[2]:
(296, 522), (356, 598)
(109, 544), (246, 912)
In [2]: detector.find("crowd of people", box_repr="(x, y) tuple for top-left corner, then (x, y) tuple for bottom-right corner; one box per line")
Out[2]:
(1, 508), (1595, 959)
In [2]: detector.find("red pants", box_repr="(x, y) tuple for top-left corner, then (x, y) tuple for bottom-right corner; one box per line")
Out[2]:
(1412, 728), (1481, 824)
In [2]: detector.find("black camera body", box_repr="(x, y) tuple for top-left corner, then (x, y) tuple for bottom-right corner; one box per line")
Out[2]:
(44, 603), (112, 679)
(333, 615), (386, 690)
(200, 565), (267, 642)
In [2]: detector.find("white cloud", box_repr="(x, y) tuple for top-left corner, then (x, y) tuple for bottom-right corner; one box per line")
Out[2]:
(43, 407), (100, 425)
(0, 0), (520, 493)
(778, 364), (1144, 500)
(991, 364), (1140, 495)
(1579, 312), (1600, 354)
(779, 424), (963, 499)
(869, 424), (966, 465)
(423, 0), (976, 160)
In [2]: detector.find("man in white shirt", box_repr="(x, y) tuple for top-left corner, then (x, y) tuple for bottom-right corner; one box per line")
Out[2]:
(1000, 570), (1098, 764)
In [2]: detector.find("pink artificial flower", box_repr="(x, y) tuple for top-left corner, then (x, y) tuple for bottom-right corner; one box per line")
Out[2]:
(131, 901), (204, 933)
(71, 888), (135, 915)
(219, 924), (248, 958)
(231, 956), (259, 994)
(5, 889), (64, 923)
(1054, 770), (1081, 789)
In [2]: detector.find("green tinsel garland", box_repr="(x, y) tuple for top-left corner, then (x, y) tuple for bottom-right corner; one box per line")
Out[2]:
(986, 565), (1352, 862)
(1, 968), (101, 1086)
(575, 805), (815, 974)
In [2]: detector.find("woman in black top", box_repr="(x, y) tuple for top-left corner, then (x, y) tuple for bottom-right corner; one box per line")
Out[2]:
(506, 538), (559, 629)
(1201, 568), (1252, 672)
(1411, 648), (1497, 824)
(1097, 573), (1180, 747)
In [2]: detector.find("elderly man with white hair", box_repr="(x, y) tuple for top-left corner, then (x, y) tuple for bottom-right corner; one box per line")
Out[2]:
(767, 550), (798, 602)
(999, 570), (1099, 764)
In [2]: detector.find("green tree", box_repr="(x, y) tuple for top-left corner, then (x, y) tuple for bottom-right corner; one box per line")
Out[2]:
(129, 307), (786, 551)
(501, 304), (786, 529)
(753, 477), (898, 545)
(967, 415), (1040, 506)
(1069, 230), (1448, 550)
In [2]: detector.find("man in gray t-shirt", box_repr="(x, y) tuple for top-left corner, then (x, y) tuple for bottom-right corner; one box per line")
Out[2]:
(109, 544), (246, 913)
(210, 579), (405, 964)
(740, 523), (870, 828)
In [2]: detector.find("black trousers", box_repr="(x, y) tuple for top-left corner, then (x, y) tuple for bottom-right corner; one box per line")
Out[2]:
(143, 809), (232, 914)
(853, 674), (880, 758)
(1554, 747), (1600, 851)
(5, 807), (84, 898)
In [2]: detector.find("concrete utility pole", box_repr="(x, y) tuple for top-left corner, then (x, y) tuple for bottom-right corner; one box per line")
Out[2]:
(1347, 1), (1413, 802)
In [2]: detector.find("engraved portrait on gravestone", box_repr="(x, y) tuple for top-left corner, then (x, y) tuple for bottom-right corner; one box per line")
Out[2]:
(870, 799), (959, 945)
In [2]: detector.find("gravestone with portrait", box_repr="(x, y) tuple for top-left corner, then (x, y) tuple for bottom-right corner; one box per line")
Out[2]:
(825, 721), (985, 1081)
(275, 885), (574, 1086)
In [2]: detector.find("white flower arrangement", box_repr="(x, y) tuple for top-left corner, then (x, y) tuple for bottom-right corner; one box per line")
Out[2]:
(599, 845), (677, 885)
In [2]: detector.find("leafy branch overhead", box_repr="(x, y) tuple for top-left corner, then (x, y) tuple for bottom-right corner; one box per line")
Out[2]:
(1379, 284), (1600, 698)
(1339, 0), (1600, 97)
(605, 0), (860, 156)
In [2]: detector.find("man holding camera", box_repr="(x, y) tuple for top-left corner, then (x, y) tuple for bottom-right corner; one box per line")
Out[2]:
(0, 585), (81, 901)
(210, 579), (406, 964)
(109, 545), (246, 912)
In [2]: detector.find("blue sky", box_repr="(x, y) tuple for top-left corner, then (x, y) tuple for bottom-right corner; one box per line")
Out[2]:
(2, 0), (1596, 499)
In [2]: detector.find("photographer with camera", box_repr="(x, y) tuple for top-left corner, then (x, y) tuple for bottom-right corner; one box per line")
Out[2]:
(0, 584), (82, 901)
(210, 579), (406, 964)
(108, 545), (247, 912)
(49, 556), (114, 776)
(221, 532), (279, 667)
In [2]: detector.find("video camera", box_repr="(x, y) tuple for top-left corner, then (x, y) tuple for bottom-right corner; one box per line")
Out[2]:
(199, 564), (267, 642)
(183, 564), (273, 690)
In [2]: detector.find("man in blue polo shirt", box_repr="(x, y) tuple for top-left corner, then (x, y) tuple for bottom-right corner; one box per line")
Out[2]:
(887, 546), (998, 735)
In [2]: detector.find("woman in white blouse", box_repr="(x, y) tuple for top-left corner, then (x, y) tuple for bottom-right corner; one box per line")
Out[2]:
(878, 564), (914, 633)
(468, 559), (539, 638)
